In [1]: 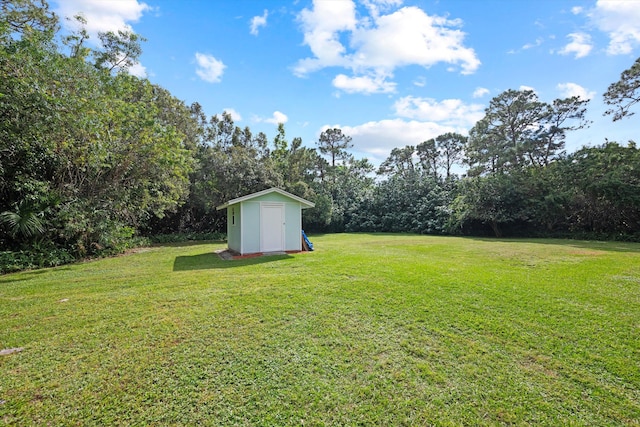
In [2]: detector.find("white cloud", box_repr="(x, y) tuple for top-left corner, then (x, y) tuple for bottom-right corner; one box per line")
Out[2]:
(255, 111), (289, 125)
(393, 96), (484, 128)
(269, 111), (289, 124)
(223, 108), (242, 122)
(294, 1), (479, 93)
(332, 73), (396, 94)
(509, 37), (545, 55)
(250, 9), (268, 36)
(350, 7), (479, 74)
(294, 0), (357, 75)
(519, 85), (536, 93)
(413, 77), (426, 87)
(591, 0), (640, 55)
(361, 0), (403, 19)
(126, 60), (147, 78)
(56, 0), (151, 37)
(558, 32), (593, 58)
(557, 82), (595, 100)
(522, 37), (543, 50)
(325, 95), (484, 164)
(571, 6), (583, 15)
(329, 119), (461, 163)
(195, 53), (226, 83)
(473, 87), (490, 98)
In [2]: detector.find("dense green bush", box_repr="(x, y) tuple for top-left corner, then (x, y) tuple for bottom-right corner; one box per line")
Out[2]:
(149, 232), (226, 244)
(0, 234), (153, 275)
(0, 246), (75, 274)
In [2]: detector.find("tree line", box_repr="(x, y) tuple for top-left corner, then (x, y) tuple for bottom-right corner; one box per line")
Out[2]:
(1, 0), (639, 272)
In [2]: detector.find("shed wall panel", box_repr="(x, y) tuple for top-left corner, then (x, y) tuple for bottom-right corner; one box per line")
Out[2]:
(227, 203), (242, 253)
(285, 202), (302, 251)
(241, 201), (261, 254)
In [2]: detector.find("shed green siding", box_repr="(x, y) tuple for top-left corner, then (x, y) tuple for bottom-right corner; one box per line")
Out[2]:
(285, 202), (302, 250)
(247, 192), (294, 204)
(242, 201), (261, 254)
(227, 204), (242, 253)
(218, 188), (314, 255)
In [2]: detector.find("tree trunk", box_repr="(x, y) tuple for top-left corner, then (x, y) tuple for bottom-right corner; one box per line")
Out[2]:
(490, 220), (502, 237)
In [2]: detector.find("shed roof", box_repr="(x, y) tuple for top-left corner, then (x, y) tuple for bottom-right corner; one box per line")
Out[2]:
(216, 187), (315, 210)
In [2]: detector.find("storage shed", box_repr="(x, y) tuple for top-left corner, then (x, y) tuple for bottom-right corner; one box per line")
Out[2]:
(216, 188), (315, 255)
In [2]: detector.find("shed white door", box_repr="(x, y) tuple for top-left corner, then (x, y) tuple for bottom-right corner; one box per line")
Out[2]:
(261, 203), (284, 252)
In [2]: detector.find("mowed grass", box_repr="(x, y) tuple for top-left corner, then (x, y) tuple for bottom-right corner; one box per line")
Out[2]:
(1, 234), (639, 426)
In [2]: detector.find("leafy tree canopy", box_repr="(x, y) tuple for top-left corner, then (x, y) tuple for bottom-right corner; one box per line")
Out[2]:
(604, 56), (640, 121)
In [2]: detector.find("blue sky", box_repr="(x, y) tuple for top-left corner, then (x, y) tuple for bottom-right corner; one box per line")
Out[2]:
(52, 0), (640, 165)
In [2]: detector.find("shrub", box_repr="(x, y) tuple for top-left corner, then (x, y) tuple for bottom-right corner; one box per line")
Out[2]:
(0, 246), (76, 275)
(149, 232), (226, 244)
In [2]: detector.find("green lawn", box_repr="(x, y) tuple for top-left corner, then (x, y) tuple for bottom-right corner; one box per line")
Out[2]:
(1, 234), (639, 425)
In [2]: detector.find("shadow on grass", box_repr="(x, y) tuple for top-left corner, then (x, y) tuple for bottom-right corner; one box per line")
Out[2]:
(173, 252), (292, 271)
